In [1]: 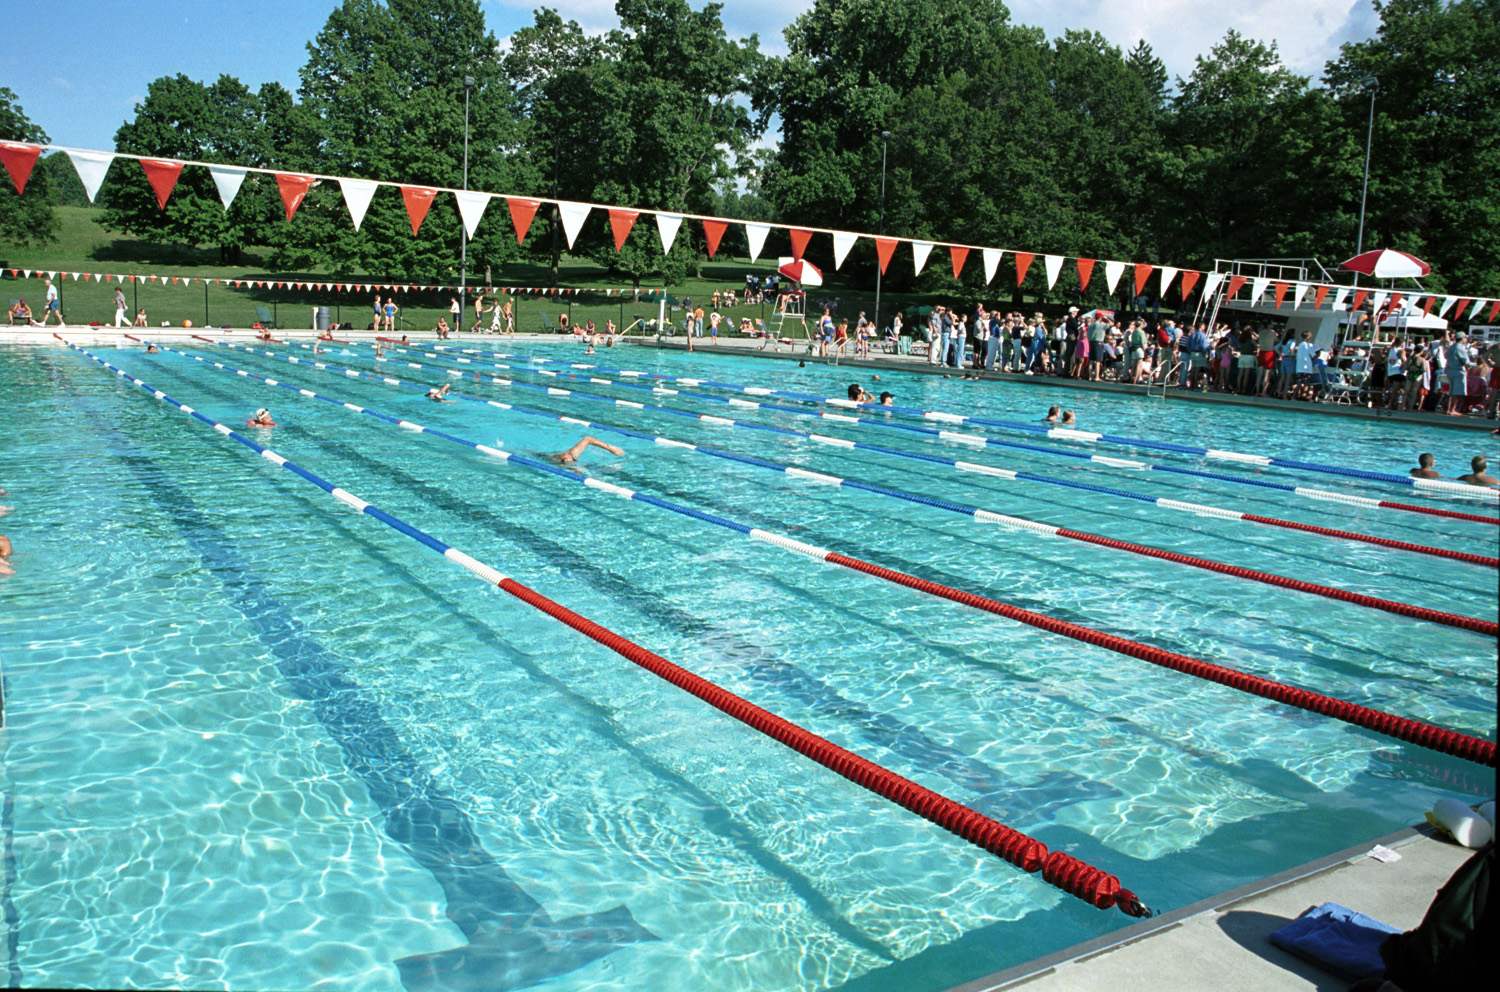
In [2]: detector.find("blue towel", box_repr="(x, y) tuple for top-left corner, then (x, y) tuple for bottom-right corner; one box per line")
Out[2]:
(1268, 902), (1401, 981)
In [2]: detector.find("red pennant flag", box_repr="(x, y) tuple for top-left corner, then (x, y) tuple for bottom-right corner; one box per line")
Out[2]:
(1179, 271), (1201, 299)
(1013, 252), (1034, 287)
(506, 197), (540, 244)
(702, 218), (728, 258)
(0, 142), (41, 195)
(950, 246), (969, 280)
(275, 173), (316, 221)
(400, 186), (438, 235)
(1452, 299), (1469, 320)
(1273, 281), (1289, 309)
(608, 208), (638, 252)
(1421, 295), (1438, 315)
(874, 237), (898, 275)
(789, 228), (812, 261)
(1352, 289), (1369, 312)
(1490, 300), (1500, 323)
(1076, 258), (1096, 291)
(1388, 292), (1404, 312)
(139, 158), (184, 210)
(1226, 275), (1248, 298)
(1134, 263), (1154, 297)
(1313, 285), (1330, 309)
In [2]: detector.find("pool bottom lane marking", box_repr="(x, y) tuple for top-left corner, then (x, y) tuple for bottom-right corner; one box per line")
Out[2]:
(144, 340), (1496, 768)
(64, 337), (1156, 919)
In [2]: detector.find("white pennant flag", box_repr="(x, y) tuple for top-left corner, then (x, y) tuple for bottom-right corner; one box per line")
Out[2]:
(68, 149), (115, 203)
(1043, 254), (1064, 289)
(832, 231), (857, 270)
(655, 212), (684, 254)
(556, 201), (591, 249)
(1369, 292), (1388, 315)
(454, 190), (491, 240)
(911, 241), (934, 276)
(1159, 266), (1179, 296)
(1332, 288), (1349, 311)
(1104, 260), (1126, 294)
(1292, 282), (1310, 308)
(982, 248), (1001, 285)
(744, 222), (770, 262)
(208, 164), (248, 210)
(339, 178), (379, 231)
(1438, 296), (1456, 318)
(1249, 277), (1270, 302)
(1201, 272), (1225, 299)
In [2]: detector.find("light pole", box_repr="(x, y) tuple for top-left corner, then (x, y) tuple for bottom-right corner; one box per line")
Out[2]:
(873, 130), (891, 336)
(1356, 75), (1378, 257)
(460, 75), (474, 330)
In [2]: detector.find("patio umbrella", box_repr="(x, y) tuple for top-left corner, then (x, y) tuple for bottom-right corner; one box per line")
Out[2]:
(1337, 249), (1431, 279)
(778, 258), (824, 287)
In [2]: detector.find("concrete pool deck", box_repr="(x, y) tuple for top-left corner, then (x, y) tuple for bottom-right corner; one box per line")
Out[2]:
(950, 825), (1478, 992)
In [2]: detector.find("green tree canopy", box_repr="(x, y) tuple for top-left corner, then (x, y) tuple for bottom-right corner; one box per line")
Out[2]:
(0, 87), (57, 248)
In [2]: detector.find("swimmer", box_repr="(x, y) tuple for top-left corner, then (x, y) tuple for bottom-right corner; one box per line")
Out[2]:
(426, 383), (451, 402)
(1409, 453), (1442, 479)
(145, 343), (159, 354)
(879, 391), (894, 406)
(247, 408), (276, 427)
(847, 383), (875, 403)
(0, 533), (12, 576)
(1042, 405), (1060, 423)
(1060, 410), (1077, 425)
(1456, 455), (1499, 487)
(553, 436), (624, 466)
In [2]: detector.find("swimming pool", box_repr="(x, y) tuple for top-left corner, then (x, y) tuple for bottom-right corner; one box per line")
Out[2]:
(0, 338), (1494, 992)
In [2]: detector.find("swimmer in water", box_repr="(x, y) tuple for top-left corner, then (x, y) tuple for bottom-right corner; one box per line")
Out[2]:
(1042, 406), (1060, 423)
(1060, 410), (1077, 425)
(145, 343), (159, 354)
(847, 383), (875, 403)
(553, 436), (624, 465)
(248, 408), (276, 427)
(426, 383), (451, 402)
(0, 533), (13, 576)
(1409, 453), (1442, 479)
(879, 391), (894, 406)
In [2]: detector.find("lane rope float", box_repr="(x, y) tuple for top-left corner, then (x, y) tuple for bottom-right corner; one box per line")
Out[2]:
(59, 335), (1154, 919)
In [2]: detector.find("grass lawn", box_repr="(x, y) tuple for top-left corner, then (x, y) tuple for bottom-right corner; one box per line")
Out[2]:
(2, 206), (1032, 338)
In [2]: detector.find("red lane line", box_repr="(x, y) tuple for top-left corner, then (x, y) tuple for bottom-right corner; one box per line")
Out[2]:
(823, 552), (1496, 768)
(1379, 500), (1500, 526)
(1241, 514), (1499, 568)
(491, 577), (1148, 916)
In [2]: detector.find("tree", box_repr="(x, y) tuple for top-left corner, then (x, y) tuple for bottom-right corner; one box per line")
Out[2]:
(0, 87), (58, 247)
(1125, 40), (1169, 111)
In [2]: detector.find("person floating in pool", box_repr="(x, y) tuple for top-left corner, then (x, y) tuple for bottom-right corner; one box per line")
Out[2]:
(1060, 410), (1078, 425)
(1042, 405), (1060, 423)
(553, 436), (623, 466)
(247, 408), (276, 427)
(426, 383), (451, 402)
(1409, 453), (1442, 479)
(1457, 455), (1498, 488)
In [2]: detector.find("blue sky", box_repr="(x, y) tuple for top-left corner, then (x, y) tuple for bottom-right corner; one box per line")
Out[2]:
(6, 0), (1381, 153)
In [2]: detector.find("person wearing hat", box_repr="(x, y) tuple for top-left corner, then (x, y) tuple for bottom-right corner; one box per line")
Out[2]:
(1445, 330), (1472, 415)
(247, 408), (276, 427)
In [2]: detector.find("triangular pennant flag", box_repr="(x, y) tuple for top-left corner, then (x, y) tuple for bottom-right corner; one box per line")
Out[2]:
(1451, 299), (1469, 320)
(206, 165), (247, 210)
(608, 208), (639, 252)
(745, 222), (771, 262)
(1273, 281), (1289, 308)
(1249, 277), (1270, 302)
(139, 158), (183, 210)
(1489, 300), (1500, 323)
(1421, 296), (1436, 316)
(1104, 260), (1126, 294)
(400, 185), (438, 235)
(275, 172), (316, 221)
(911, 241), (934, 276)
(1312, 285), (1331, 310)
(950, 246), (969, 280)
(1225, 274), (1248, 298)
(1437, 296), (1455, 318)
(1043, 254), (1063, 289)
(1369, 292), (1387, 317)
(0, 142), (42, 194)
(1332, 288), (1349, 311)
(1133, 263), (1154, 296)
(68, 149), (116, 203)
(506, 197), (540, 243)
(1292, 282), (1310, 308)
(982, 248), (1001, 285)
(1076, 258), (1096, 291)
(1014, 251), (1034, 287)
(702, 219), (728, 258)
(788, 228), (812, 261)
(454, 190), (491, 239)
(556, 201), (590, 248)
(655, 212), (683, 254)
(1388, 292), (1404, 311)
(874, 237), (897, 275)
(1200, 272), (1224, 299)
(339, 177), (378, 231)
(831, 231), (857, 270)
(1159, 266), (1179, 296)
(1179, 270), (1201, 299)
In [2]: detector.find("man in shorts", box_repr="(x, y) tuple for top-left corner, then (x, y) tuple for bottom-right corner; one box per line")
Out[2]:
(38, 279), (64, 327)
(1256, 323), (1279, 395)
(1445, 331), (1472, 415)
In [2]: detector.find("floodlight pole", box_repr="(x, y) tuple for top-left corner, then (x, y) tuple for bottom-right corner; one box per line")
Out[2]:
(874, 130), (891, 335)
(1356, 76), (1378, 260)
(460, 75), (474, 331)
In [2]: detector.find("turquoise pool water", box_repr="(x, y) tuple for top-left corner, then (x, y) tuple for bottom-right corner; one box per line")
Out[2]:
(0, 339), (1494, 992)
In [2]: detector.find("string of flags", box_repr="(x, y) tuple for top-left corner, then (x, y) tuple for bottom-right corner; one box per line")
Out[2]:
(2, 140), (1495, 323)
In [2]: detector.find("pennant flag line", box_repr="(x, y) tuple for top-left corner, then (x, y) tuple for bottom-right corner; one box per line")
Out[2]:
(656, 212), (683, 254)
(139, 158), (183, 210)
(209, 164), (248, 210)
(832, 231), (857, 270)
(0, 142), (41, 194)
(275, 173), (316, 221)
(507, 197), (540, 244)
(1043, 254), (1063, 290)
(788, 228), (812, 261)
(340, 178), (378, 231)
(68, 149), (115, 203)
(1103, 260), (1126, 295)
(702, 218), (728, 258)
(1179, 270), (1200, 300)
(982, 248), (1001, 286)
(950, 246), (968, 280)
(1014, 252), (1034, 287)
(1076, 258), (1095, 291)
(400, 185), (438, 235)
(911, 241), (933, 277)
(1133, 263), (1153, 297)
(874, 237), (897, 275)
(453, 190), (491, 240)
(745, 222), (770, 262)
(1159, 266), (1178, 296)
(609, 208), (639, 252)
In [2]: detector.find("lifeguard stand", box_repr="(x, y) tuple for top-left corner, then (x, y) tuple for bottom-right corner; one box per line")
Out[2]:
(771, 285), (809, 343)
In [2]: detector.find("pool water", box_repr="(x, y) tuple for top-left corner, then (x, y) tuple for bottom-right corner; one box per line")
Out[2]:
(0, 339), (1494, 992)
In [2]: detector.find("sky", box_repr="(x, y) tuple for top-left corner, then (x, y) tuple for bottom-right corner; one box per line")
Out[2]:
(4, 0), (1383, 154)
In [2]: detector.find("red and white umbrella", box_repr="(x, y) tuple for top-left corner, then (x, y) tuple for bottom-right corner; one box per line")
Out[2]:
(1337, 249), (1431, 279)
(778, 258), (823, 287)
